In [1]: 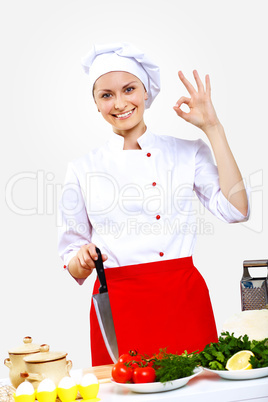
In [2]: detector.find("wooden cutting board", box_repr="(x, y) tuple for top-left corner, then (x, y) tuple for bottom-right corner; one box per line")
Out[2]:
(83, 365), (113, 383)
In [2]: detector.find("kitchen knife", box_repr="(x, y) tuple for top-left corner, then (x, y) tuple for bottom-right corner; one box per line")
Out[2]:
(92, 247), (119, 363)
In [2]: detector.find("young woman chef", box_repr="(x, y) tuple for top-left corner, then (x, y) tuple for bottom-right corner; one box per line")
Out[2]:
(58, 43), (249, 366)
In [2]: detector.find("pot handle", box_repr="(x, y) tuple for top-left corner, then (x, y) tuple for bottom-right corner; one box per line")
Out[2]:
(4, 358), (12, 369)
(20, 372), (44, 381)
(66, 360), (73, 374)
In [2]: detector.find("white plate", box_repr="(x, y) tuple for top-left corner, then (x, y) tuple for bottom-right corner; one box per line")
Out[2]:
(111, 367), (203, 393)
(204, 366), (268, 380)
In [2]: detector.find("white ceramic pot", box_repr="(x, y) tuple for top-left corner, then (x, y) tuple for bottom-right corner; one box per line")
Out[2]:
(22, 344), (72, 389)
(4, 336), (41, 388)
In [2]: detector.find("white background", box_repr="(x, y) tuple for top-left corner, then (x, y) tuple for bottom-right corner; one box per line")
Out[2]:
(1, 0), (267, 379)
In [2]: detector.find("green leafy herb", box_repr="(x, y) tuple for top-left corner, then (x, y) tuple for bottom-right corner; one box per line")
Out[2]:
(152, 349), (200, 383)
(198, 332), (268, 370)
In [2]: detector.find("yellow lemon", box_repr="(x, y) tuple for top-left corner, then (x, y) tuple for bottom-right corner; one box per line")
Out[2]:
(226, 350), (254, 371)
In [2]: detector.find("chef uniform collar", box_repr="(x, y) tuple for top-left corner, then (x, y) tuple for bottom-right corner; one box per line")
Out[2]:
(81, 42), (160, 108)
(108, 129), (155, 150)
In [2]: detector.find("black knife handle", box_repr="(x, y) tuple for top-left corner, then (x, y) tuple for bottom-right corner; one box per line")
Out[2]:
(95, 247), (108, 294)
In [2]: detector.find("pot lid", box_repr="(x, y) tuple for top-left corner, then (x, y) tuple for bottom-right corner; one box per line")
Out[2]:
(24, 344), (67, 363)
(8, 337), (41, 355)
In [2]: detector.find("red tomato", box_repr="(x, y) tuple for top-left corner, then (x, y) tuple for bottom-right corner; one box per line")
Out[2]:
(118, 351), (142, 363)
(118, 351), (142, 369)
(132, 367), (156, 384)
(144, 359), (154, 367)
(111, 363), (133, 383)
(118, 353), (132, 364)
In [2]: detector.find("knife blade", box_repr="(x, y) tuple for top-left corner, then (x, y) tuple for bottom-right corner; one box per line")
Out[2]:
(92, 247), (119, 363)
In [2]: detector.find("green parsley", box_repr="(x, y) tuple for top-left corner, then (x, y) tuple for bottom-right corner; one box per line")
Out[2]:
(198, 331), (268, 370)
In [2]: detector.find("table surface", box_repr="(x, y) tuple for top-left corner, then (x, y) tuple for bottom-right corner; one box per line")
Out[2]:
(73, 368), (268, 402)
(1, 368), (268, 402)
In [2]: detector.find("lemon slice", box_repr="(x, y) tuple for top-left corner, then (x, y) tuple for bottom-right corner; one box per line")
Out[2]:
(226, 350), (254, 371)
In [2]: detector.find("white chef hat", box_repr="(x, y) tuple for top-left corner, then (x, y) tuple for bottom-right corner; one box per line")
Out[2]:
(81, 42), (160, 108)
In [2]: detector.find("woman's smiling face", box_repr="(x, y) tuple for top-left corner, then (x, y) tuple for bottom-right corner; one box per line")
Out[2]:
(93, 71), (148, 135)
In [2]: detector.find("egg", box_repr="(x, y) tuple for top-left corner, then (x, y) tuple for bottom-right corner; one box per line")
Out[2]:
(36, 379), (57, 402)
(14, 381), (35, 402)
(57, 376), (78, 402)
(37, 379), (56, 393)
(16, 382), (35, 396)
(78, 373), (100, 401)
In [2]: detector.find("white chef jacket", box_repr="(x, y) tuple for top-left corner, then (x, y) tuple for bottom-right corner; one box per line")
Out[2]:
(58, 129), (249, 278)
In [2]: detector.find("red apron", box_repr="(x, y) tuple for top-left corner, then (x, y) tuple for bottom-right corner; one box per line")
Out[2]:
(90, 257), (218, 366)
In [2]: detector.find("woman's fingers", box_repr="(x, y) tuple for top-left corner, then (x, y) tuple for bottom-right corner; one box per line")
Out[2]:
(175, 71), (216, 129)
(78, 247), (94, 270)
(179, 70), (210, 95)
(88, 243), (99, 261)
(193, 70), (205, 93)
(173, 96), (191, 121)
(205, 74), (211, 96)
(78, 243), (107, 270)
(174, 96), (191, 107)
(178, 71), (197, 95)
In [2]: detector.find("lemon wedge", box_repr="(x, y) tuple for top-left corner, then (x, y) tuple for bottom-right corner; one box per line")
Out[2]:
(226, 350), (254, 371)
